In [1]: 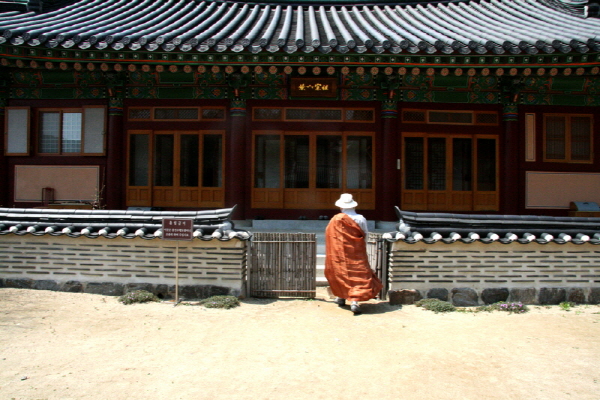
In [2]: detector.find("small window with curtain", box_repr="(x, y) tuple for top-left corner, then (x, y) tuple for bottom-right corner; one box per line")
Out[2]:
(544, 114), (593, 163)
(39, 110), (81, 154)
(37, 107), (106, 155)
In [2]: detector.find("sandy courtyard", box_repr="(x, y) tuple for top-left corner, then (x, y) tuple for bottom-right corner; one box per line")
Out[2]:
(1, 287), (599, 400)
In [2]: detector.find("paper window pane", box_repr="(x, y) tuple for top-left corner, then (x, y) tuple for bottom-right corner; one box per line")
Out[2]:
(61, 112), (82, 153)
(6, 108), (29, 155)
(39, 112), (60, 153)
(83, 107), (105, 154)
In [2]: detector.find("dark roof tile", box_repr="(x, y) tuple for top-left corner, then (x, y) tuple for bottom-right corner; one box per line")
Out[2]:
(386, 206), (600, 245)
(0, 207), (250, 241)
(1, 0), (598, 55)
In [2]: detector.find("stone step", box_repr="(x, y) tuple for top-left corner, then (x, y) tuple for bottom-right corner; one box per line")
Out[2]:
(316, 276), (328, 286)
(317, 253), (326, 286)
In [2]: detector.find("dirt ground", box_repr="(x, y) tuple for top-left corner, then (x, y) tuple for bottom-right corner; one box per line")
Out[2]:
(1, 288), (599, 400)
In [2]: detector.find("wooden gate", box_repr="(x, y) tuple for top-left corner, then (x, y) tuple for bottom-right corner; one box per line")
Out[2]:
(249, 232), (316, 298)
(367, 232), (390, 300)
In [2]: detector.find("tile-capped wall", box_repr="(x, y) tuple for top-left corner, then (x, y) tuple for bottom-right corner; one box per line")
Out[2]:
(0, 235), (247, 295)
(389, 241), (600, 300)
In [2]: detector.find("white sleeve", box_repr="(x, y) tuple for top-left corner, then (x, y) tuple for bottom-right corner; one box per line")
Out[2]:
(355, 215), (369, 237)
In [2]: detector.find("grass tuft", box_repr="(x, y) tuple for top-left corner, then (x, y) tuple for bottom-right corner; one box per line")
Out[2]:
(198, 295), (240, 309)
(415, 298), (456, 313)
(559, 301), (576, 311)
(119, 290), (160, 305)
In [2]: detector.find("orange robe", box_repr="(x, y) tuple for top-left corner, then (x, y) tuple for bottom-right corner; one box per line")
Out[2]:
(325, 213), (383, 302)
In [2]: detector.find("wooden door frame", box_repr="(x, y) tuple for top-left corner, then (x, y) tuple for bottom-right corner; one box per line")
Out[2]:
(126, 129), (225, 208)
(251, 130), (376, 209)
(401, 132), (499, 212)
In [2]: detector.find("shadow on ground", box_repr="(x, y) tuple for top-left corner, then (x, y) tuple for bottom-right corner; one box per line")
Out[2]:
(241, 295), (402, 315)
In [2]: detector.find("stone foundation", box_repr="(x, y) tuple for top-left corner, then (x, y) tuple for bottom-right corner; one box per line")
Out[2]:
(389, 286), (600, 306)
(0, 277), (235, 299)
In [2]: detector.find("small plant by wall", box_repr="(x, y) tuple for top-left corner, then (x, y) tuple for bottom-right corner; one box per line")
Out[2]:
(415, 298), (456, 313)
(198, 295), (240, 309)
(477, 302), (529, 314)
(119, 290), (159, 305)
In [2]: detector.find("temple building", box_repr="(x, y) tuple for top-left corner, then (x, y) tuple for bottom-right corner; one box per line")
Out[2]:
(1, 0), (599, 221)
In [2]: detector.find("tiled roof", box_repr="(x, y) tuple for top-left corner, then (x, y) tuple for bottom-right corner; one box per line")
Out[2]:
(383, 207), (600, 244)
(0, 207), (251, 240)
(0, 0), (28, 9)
(0, 0), (599, 55)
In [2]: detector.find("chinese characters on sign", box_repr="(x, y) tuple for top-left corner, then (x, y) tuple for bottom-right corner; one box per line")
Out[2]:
(298, 83), (329, 91)
(290, 78), (337, 98)
(162, 218), (193, 241)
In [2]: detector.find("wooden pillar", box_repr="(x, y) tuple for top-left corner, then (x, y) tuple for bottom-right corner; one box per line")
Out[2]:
(380, 100), (399, 222)
(501, 104), (520, 215)
(105, 97), (125, 210)
(225, 99), (247, 219)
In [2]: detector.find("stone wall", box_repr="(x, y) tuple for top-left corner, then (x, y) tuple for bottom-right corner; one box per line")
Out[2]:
(388, 241), (600, 305)
(0, 235), (247, 299)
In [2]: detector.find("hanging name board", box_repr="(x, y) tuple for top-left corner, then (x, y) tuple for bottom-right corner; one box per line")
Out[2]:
(290, 78), (337, 98)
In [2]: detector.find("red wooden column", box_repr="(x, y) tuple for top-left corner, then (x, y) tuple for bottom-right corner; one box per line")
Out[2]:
(380, 100), (399, 222)
(105, 97), (125, 210)
(225, 99), (247, 219)
(501, 104), (520, 215)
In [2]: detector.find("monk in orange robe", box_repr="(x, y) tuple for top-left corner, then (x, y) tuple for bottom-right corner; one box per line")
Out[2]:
(325, 194), (382, 314)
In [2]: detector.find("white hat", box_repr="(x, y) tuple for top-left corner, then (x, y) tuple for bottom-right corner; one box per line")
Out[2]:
(335, 193), (358, 209)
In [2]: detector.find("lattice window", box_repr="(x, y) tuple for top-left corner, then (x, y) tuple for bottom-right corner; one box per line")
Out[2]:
(402, 110), (426, 122)
(402, 133), (498, 212)
(61, 112), (82, 153)
(202, 108), (225, 120)
(403, 109), (499, 126)
(39, 112), (60, 153)
(544, 114), (593, 163)
(285, 108), (342, 121)
(429, 111), (473, 124)
(129, 108), (151, 120)
(36, 107), (105, 156)
(404, 137), (424, 190)
(475, 112), (499, 125)
(154, 108), (199, 120)
(254, 108), (282, 120)
(346, 109), (374, 122)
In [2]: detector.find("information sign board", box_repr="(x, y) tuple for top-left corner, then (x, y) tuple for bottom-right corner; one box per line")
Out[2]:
(162, 218), (193, 241)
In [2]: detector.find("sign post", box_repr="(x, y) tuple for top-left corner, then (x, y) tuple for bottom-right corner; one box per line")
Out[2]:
(162, 218), (194, 303)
